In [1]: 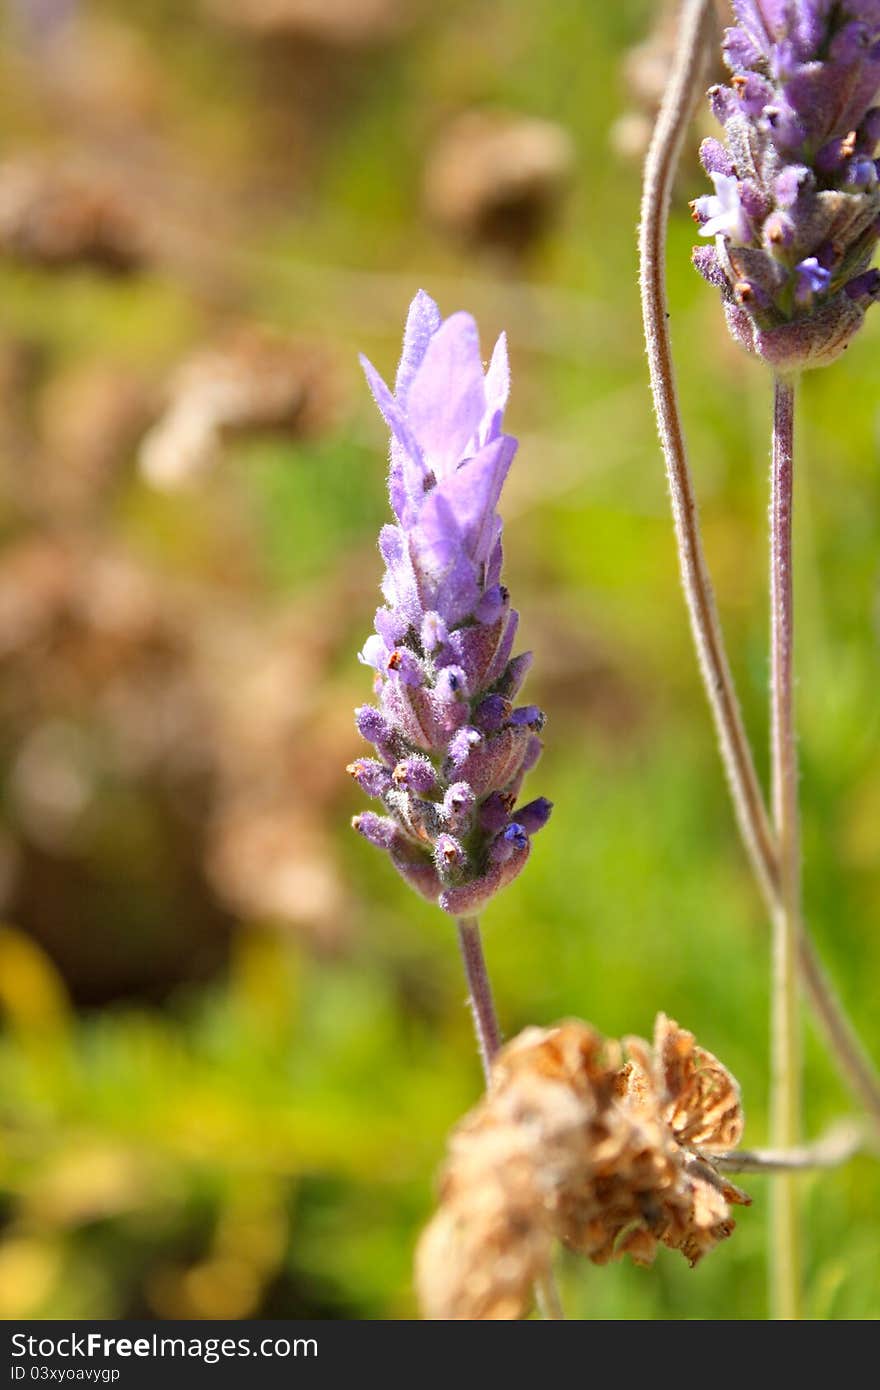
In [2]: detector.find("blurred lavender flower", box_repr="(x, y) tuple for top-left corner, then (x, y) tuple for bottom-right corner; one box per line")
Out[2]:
(691, 1), (880, 369)
(350, 291), (551, 915)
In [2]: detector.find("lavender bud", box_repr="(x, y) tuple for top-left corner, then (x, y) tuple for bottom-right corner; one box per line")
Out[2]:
(844, 156), (879, 187)
(845, 268), (880, 299)
(387, 786), (441, 842)
(355, 705), (401, 764)
(434, 664), (469, 703)
(479, 790), (516, 833)
(374, 605), (408, 649)
(510, 704), (545, 731)
(762, 212), (795, 249)
(692, 245), (730, 292)
(450, 726), (530, 799)
(434, 833), (466, 877)
(474, 584), (509, 625)
(485, 611), (520, 686)
(495, 650), (532, 700)
(474, 694), (512, 733)
(448, 725), (482, 768)
(513, 797), (554, 835)
(447, 619), (507, 694)
(439, 838), (530, 916)
(442, 781), (476, 832)
(421, 610), (449, 654)
(773, 165), (809, 210)
(521, 735), (543, 774)
(387, 647), (425, 687)
(699, 137), (734, 177)
(393, 755), (437, 794)
(352, 812), (397, 848)
(347, 758), (393, 797)
(815, 133), (856, 175)
(389, 836), (442, 903)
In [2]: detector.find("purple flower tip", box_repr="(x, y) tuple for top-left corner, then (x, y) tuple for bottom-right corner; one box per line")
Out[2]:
(509, 704), (545, 731)
(350, 293), (549, 912)
(352, 812), (397, 849)
(393, 755), (437, 794)
(347, 758), (393, 798)
(387, 647), (424, 687)
(442, 781), (476, 831)
(445, 725), (480, 768)
(420, 611), (448, 654)
(474, 693), (512, 733)
(434, 833), (466, 877)
(434, 665), (468, 702)
(513, 797), (553, 834)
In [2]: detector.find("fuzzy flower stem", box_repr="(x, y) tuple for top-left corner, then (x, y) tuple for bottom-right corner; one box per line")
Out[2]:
(640, 0), (880, 1134)
(455, 916), (564, 1321)
(716, 1120), (867, 1176)
(456, 917), (502, 1085)
(639, 0), (778, 904)
(768, 375), (802, 1321)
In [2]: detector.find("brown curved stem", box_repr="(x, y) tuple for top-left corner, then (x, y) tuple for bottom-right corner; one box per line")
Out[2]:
(639, 0), (880, 1133)
(639, 0), (778, 905)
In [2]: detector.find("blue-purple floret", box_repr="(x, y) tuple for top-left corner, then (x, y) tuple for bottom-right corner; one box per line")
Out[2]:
(350, 290), (551, 915)
(692, 1), (880, 369)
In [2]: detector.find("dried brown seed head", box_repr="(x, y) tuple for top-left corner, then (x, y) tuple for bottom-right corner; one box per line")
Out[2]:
(652, 1013), (745, 1155)
(417, 1013), (750, 1319)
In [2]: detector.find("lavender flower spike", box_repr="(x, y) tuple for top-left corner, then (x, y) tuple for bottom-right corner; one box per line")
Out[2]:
(691, 2), (880, 370)
(351, 291), (551, 915)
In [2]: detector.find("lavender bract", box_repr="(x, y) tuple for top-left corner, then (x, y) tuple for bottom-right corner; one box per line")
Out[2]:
(350, 291), (551, 915)
(692, 1), (880, 369)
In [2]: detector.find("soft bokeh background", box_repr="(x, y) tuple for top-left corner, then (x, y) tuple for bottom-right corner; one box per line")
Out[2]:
(0, 0), (877, 1321)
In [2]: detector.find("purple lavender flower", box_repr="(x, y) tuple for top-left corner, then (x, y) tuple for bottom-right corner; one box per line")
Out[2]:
(691, 2), (880, 369)
(350, 291), (551, 915)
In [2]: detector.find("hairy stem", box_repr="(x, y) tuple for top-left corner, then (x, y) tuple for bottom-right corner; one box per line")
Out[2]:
(716, 1120), (867, 1175)
(639, 0), (880, 1132)
(768, 375), (802, 1320)
(456, 917), (503, 1084)
(638, 0), (777, 902)
(455, 917), (563, 1320)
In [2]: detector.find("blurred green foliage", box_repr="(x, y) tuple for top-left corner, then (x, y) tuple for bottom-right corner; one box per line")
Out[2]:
(0, 0), (878, 1320)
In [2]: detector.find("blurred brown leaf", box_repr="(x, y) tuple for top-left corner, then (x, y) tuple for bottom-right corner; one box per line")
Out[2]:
(424, 110), (575, 260)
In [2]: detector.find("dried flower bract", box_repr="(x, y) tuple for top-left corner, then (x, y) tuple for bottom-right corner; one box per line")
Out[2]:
(416, 1014), (750, 1319)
